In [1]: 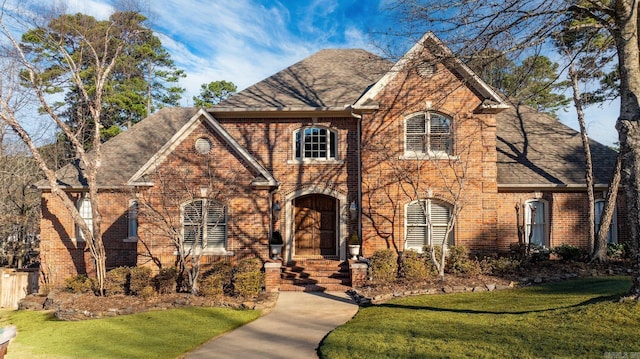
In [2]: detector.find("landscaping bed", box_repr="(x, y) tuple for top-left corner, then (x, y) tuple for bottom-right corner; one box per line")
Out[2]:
(351, 258), (632, 305)
(19, 291), (278, 321)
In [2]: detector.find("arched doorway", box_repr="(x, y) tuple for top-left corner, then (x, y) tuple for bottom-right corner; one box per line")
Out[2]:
(293, 194), (337, 258)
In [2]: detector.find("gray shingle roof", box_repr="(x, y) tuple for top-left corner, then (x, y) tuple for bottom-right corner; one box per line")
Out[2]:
(496, 105), (617, 186)
(217, 49), (393, 109)
(40, 107), (199, 188)
(40, 49), (617, 190)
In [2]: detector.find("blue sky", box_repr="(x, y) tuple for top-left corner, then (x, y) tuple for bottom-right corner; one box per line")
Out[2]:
(39, 1), (622, 146)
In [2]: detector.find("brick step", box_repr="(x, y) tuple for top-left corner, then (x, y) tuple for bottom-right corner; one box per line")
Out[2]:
(287, 264), (348, 272)
(281, 270), (349, 279)
(281, 276), (350, 285)
(279, 283), (353, 292)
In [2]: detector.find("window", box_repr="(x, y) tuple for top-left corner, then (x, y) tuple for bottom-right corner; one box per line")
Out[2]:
(294, 127), (337, 160)
(77, 197), (93, 241)
(128, 200), (138, 240)
(182, 199), (226, 249)
(405, 200), (453, 251)
(405, 112), (452, 155)
(525, 200), (548, 247)
(595, 200), (618, 244)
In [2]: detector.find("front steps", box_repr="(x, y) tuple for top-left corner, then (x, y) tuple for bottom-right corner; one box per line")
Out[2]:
(279, 259), (352, 292)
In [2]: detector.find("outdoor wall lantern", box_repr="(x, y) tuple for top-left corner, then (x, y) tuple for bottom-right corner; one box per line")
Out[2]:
(349, 201), (358, 219)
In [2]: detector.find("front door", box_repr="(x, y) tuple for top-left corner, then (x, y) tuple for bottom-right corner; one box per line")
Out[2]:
(294, 194), (337, 257)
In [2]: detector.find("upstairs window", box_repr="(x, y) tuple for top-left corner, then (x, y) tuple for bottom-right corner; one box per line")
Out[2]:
(405, 199), (453, 251)
(182, 199), (226, 249)
(294, 127), (337, 160)
(405, 112), (452, 156)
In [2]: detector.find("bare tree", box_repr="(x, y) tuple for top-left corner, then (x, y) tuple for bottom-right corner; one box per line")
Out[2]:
(136, 158), (246, 295)
(0, 5), (147, 294)
(391, 0), (640, 298)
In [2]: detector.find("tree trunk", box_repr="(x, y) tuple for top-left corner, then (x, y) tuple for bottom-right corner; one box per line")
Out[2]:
(569, 63), (596, 255)
(614, 0), (640, 299)
(593, 154), (622, 261)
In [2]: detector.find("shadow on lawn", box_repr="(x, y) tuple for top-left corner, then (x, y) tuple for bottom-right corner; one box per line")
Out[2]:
(376, 293), (620, 315)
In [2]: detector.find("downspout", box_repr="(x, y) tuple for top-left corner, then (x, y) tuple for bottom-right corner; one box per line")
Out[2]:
(350, 109), (363, 257)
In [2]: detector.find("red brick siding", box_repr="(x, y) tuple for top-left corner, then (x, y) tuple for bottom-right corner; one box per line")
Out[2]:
(360, 59), (498, 255)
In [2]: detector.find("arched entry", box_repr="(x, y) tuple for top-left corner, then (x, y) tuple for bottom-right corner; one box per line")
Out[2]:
(294, 194), (337, 257)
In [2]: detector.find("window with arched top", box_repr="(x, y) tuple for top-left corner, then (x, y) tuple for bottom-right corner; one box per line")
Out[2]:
(182, 199), (227, 249)
(294, 127), (337, 160)
(404, 112), (452, 156)
(405, 199), (453, 251)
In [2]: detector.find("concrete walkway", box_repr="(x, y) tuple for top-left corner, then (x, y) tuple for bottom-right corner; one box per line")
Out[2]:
(185, 292), (358, 359)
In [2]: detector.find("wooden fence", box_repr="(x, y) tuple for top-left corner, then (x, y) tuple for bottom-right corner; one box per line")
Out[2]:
(0, 268), (39, 309)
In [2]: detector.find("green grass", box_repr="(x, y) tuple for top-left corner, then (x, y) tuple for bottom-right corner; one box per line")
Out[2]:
(0, 306), (260, 359)
(319, 277), (640, 359)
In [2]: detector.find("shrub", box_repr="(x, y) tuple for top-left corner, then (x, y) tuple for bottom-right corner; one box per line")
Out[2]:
(236, 258), (262, 273)
(490, 257), (521, 275)
(199, 261), (234, 297)
(553, 244), (586, 262)
(64, 274), (95, 294)
(399, 250), (430, 281)
(129, 266), (152, 295)
(369, 249), (397, 283)
(424, 245), (443, 273)
(154, 267), (178, 294)
(445, 246), (482, 275)
(139, 285), (156, 299)
(234, 272), (264, 298)
(105, 267), (130, 295)
(607, 243), (626, 259)
(233, 258), (264, 298)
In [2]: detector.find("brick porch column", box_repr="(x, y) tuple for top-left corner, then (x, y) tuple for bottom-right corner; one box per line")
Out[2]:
(349, 261), (368, 288)
(264, 262), (282, 292)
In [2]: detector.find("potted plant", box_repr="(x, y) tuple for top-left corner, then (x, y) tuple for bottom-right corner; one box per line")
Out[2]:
(348, 232), (360, 260)
(270, 231), (283, 260)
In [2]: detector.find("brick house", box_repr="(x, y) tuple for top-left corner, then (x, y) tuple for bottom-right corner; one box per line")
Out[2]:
(38, 33), (621, 290)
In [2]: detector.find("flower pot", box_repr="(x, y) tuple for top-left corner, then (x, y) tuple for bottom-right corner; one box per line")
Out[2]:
(270, 244), (283, 260)
(348, 244), (360, 260)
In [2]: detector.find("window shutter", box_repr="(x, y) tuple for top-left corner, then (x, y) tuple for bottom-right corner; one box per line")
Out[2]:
(206, 202), (226, 248)
(406, 116), (426, 153)
(429, 114), (452, 154)
(431, 202), (451, 246)
(183, 200), (203, 245)
(406, 202), (427, 250)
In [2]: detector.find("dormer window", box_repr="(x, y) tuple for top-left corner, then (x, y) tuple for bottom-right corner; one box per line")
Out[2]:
(405, 112), (452, 156)
(294, 127), (337, 160)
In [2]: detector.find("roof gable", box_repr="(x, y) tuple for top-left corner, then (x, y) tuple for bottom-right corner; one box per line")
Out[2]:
(130, 109), (277, 188)
(354, 32), (508, 113)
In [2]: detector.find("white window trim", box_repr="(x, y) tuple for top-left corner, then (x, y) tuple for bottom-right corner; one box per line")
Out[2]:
(124, 199), (139, 242)
(403, 112), (453, 158)
(404, 199), (453, 252)
(524, 199), (550, 248)
(293, 126), (339, 161)
(181, 199), (228, 252)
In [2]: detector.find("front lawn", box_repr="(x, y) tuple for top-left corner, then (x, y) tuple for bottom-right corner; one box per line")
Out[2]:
(0, 306), (260, 359)
(319, 277), (639, 358)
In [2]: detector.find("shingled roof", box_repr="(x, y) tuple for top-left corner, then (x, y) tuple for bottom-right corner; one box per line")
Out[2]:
(38, 107), (199, 188)
(217, 49), (393, 109)
(39, 47), (617, 190)
(496, 105), (617, 187)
